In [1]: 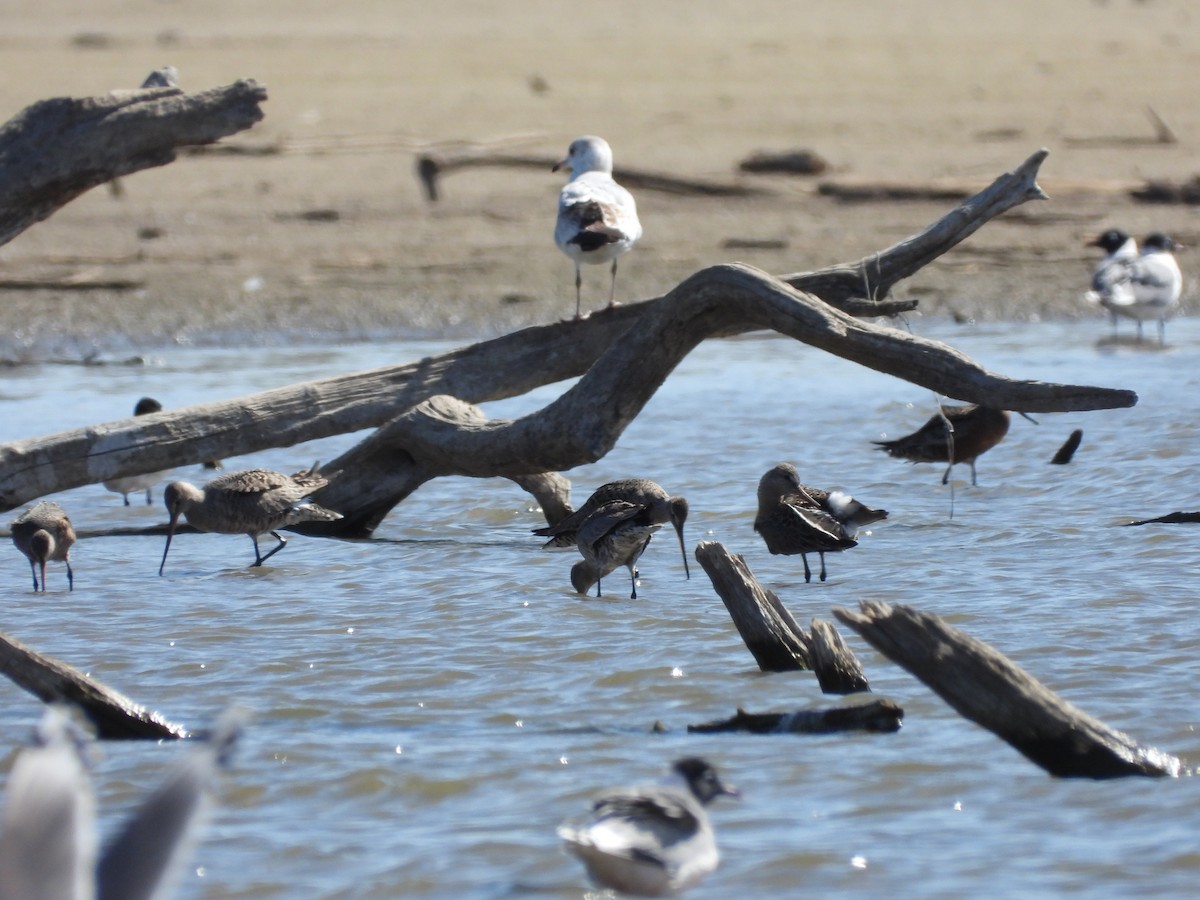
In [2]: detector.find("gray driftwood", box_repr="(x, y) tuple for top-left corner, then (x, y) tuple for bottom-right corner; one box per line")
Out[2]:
(0, 79), (267, 248)
(0, 149), (1137, 529)
(0, 630), (187, 740)
(688, 698), (902, 736)
(833, 600), (1183, 778)
(694, 541), (869, 694)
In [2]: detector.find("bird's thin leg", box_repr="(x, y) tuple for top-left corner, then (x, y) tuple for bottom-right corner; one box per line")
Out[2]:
(574, 267), (583, 319)
(941, 463), (952, 485)
(801, 554), (813, 583)
(607, 260), (619, 308)
(594, 573), (603, 598)
(123, 494), (131, 507)
(29, 561), (39, 592)
(818, 552), (828, 582)
(254, 531), (289, 566)
(629, 566), (638, 600)
(970, 462), (978, 486)
(65, 560), (73, 592)
(144, 488), (153, 506)
(1136, 320), (1144, 341)
(1159, 318), (1166, 346)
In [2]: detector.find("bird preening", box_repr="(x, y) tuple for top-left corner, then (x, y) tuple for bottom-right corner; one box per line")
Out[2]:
(10, 500), (76, 592)
(554, 135), (642, 319)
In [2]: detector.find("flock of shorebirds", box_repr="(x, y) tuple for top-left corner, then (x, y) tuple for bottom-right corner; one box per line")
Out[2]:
(4, 133), (1186, 896)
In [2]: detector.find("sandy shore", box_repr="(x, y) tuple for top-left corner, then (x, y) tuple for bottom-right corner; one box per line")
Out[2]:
(1, 0), (1197, 361)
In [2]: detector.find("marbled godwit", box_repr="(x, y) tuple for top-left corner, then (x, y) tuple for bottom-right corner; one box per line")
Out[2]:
(158, 465), (341, 574)
(533, 478), (690, 580)
(103, 397), (173, 506)
(569, 499), (662, 599)
(753, 463), (887, 583)
(554, 135), (642, 319)
(873, 405), (1012, 486)
(557, 757), (738, 897)
(10, 501), (76, 592)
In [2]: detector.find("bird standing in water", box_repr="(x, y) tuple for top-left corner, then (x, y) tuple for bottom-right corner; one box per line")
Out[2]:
(873, 405), (1013, 486)
(159, 465), (341, 574)
(103, 397), (173, 506)
(569, 499), (662, 599)
(10, 501), (76, 592)
(554, 135), (642, 319)
(753, 463), (887, 583)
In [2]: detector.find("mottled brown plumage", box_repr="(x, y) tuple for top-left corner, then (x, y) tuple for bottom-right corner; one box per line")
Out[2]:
(753, 463), (887, 583)
(569, 500), (662, 599)
(874, 405), (1011, 485)
(159, 465), (341, 574)
(534, 478), (690, 580)
(11, 501), (76, 592)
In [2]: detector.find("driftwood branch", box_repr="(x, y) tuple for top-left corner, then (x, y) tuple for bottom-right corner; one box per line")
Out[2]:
(833, 600), (1183, 778)
(0, 149), (1135, 525)
(688, 698), (902, 735)
(0, 79), (267, 247)
(0, 630), (187, 740)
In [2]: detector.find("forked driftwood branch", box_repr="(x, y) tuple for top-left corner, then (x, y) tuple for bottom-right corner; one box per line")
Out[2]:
(0, 631), (187, 740)
(0, 79), (267, 247)
(0, 149), (1136, 530)
(833, 600), (1183, 778)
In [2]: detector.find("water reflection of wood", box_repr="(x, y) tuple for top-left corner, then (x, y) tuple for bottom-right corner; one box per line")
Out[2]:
(0, 135), (1137, 533)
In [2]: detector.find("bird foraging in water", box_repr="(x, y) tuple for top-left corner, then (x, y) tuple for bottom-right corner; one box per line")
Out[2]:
(10, 501), (76, 592)
(159, 465), (342, 574)
(554, 135), (642, 319)
(103, 397), (173, 506)
(753, 463), (887, 583)
(558, 757), (738, 897)
(533, 479), (690, 584)
(873, 404), (1013, 486)
(569, 500), (662, 599)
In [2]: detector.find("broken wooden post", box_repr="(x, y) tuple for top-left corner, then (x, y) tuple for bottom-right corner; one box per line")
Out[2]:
(0, 630), (187, 739)
(833, 600), (1183, 778)
(810, 618), (870, 694)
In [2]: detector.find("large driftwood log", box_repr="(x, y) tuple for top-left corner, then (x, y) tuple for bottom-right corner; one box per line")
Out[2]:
(833, 600), (1183, 778)
(0, 149), (1136, 524)
(0, 630), (187, 740)
(0, 79), (267, 247)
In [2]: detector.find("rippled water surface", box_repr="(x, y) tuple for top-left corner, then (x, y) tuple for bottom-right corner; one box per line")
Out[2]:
(3, 318), (1200, 898)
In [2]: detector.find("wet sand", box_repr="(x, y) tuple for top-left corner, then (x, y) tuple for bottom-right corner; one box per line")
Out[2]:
(1, 0), (1197, 360)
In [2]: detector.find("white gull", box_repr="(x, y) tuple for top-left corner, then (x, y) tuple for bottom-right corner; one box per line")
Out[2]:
(553, 135), (642, 319)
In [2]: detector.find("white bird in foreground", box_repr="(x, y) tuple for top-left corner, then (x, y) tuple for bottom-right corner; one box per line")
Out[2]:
(558, 757), (738, 897)
(0, 706), (241, 900)
(553, 135), (642, 319)
(1086, 229), (1182, 343)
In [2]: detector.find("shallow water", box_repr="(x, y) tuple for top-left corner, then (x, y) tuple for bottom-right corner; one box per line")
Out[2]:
(2, 317), (1199, 899)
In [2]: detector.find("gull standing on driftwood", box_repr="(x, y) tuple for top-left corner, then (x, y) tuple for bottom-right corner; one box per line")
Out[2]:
(159, 465), (342, 574)
(753, 463), (887, 583)
(553, 135), (642, 319)
(10, 500), (76, 592)
(558, 757), (738, 897)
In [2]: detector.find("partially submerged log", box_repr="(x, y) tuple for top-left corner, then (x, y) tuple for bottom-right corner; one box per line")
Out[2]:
(688, 698), (903, 735)
(693, 541), (869, 693)
(0, 79), (267, 248)
(1050, 429), (1083, 465)
(833, 600), (1182, 778)
(0, 630), (187, 740)
(1122, 511), (1200, 526)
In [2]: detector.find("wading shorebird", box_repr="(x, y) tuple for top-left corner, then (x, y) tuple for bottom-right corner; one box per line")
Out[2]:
(558, 757), (738, 897)
(103, 397), (173, 506)
(873, 405), (1013, 486)
(753, 463), (887, 583)
(554, 135), (642, 319)
(533, 479), (690, 581)
(10, 501), (76, 592)
(569, 499), (662, 599)
(159, 465), (341, 574)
